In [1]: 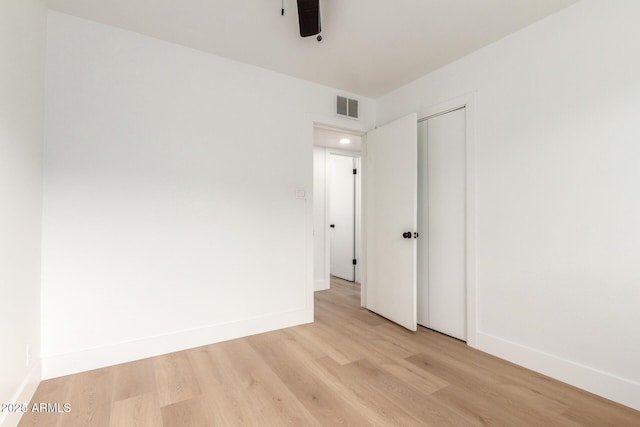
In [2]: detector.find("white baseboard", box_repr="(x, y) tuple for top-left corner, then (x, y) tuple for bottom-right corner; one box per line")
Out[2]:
(42, 307), (312, 380)
(314, 279), (329, 291)
(476, 331), (640, 411)
(0, 361), (41, 427)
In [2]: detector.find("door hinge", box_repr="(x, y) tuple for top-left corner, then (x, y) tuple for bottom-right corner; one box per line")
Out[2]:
(353, 169), (357, 175)
(352, 259), (357, 265)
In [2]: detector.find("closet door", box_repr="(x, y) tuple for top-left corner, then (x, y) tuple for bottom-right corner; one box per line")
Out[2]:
(418, 108), (467, 340)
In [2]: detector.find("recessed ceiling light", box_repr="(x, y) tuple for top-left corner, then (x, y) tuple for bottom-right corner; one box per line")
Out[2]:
(339, 138), (351, 145)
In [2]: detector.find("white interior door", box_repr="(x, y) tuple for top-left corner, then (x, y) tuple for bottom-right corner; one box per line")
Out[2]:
(330, 154), (355, 281)
(418, 108), (467, 340)
(365, 113), (418, 331)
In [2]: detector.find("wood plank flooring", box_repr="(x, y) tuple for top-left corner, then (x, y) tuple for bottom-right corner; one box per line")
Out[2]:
(20, 277), (640, 426)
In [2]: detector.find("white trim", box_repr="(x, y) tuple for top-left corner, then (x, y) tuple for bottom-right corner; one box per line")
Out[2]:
(0, 361), (41, 427)
(41, 308), (311, 380)
(477, 331), (640, 411)
(314, 123), (366, 136)
(417, 92), (478, 348)
(323, 149), (332, 289)
(314, 279), (329, 291)
(305, 122), (315, 320)
(359, 134), (368, 307)
(354, 156), (362, 284)
(311, 117), (369, 135)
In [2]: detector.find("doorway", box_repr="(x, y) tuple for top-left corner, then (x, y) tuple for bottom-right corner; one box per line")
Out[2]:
(313, 126), (362, 291)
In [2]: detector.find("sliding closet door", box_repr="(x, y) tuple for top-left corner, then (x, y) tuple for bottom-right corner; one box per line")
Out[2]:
(418, 108), (466, 341)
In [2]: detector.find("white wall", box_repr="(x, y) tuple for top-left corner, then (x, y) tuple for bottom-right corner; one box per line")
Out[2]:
(0, 1), (46, 426)
(42, 11), (375, 378)
(377, 0), (640, 410)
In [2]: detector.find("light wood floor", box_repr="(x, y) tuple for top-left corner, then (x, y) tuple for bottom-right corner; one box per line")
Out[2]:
(21, 277), (640, 426)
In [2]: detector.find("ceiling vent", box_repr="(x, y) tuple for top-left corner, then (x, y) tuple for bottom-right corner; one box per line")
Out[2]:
(336, 96), (359, 120)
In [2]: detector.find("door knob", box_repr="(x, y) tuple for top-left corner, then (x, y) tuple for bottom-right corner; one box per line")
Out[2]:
(402, 232), (412, 239)
(330, 224), (335, 228)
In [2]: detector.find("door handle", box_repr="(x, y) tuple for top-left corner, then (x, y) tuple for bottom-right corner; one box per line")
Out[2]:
(330, 224), (335, 228)
(402, 232), (412, 239)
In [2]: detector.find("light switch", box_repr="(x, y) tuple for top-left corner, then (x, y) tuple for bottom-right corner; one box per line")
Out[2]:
(295, 188), (306, 200)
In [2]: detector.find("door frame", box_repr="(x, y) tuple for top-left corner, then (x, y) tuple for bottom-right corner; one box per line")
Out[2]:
(312, 123), (365, 292)
(360, 92), (477, 347)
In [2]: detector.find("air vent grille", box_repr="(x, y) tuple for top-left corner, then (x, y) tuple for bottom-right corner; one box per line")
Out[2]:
(337, 96), (359, 120)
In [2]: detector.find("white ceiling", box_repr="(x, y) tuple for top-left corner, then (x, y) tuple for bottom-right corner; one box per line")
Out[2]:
(46, 0), (578, 98)
(314, 127), (362, 151)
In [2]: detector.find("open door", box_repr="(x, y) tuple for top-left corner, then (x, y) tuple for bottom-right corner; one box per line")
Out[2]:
(365, 113), (418, 331)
